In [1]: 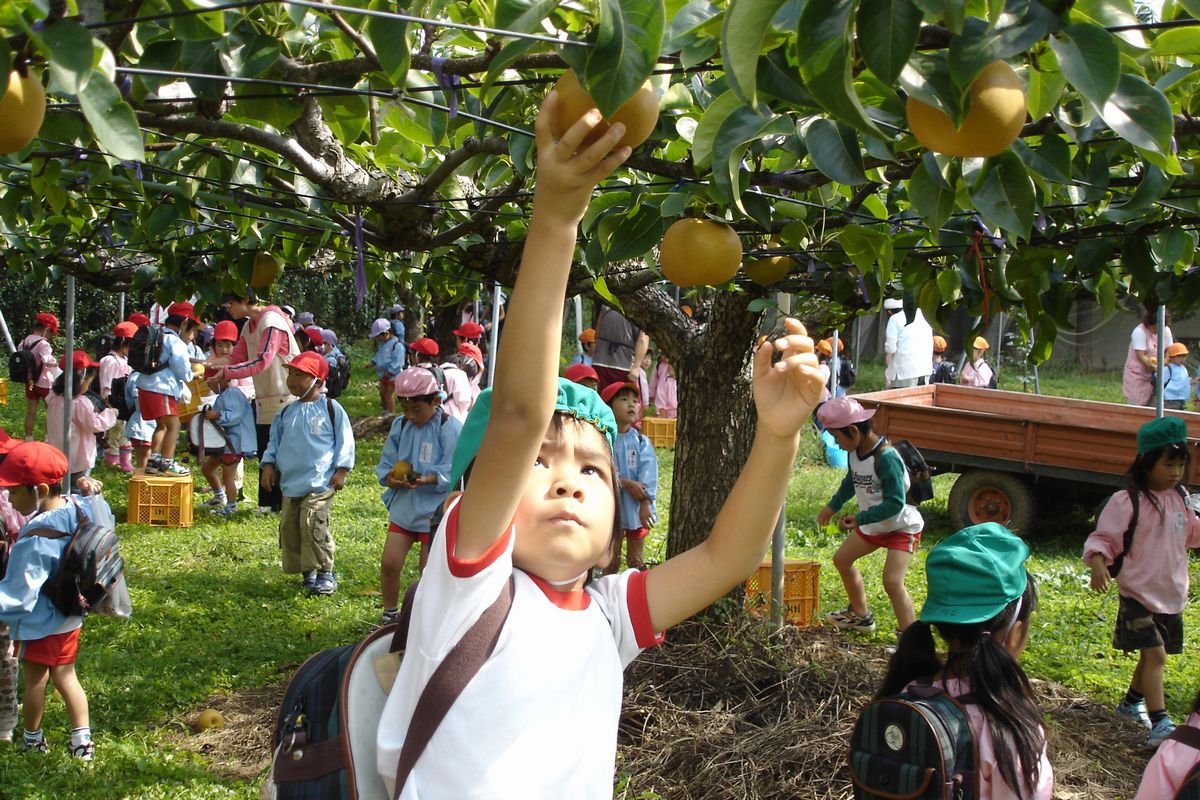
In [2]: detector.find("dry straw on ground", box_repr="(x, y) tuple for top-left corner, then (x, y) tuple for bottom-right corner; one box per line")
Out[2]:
(178, 617), (1149, 798)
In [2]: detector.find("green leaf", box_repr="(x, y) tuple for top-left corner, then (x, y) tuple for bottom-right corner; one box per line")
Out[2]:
(711, 106), (791, 211)
(1011, 135), (1070, 183)
(33, 18), (93, 95)
(936, 266), (963, 302)
(1102, 163), (1171, 222)
(840, 224), (894, 286)
(900, 51), (963, 124)
(802, 119), (868, 185)
(603, 205), (664, 262)
(907, 156), (957, 231)
(756, 48), (814, 106)
(170, 0), (225, 41)
(1069, 0), (1146, 50)
(722, 0), (786, 107)
(592, 275), (624, 312)
(1150, 27), (1200, 57)
(1151, 228), (1195, 269)
(796, 0), (887, 139)
(567, 0), (665, 117)
(1099, 74), (1174, 156)
(948, 7), (1057, 95)
(1095, 269), (1116, 316)
(484, 0), (560, 90)
(1049, 24), (1119, 110)
(969, 151), (1034, 238)
(692, 91), (743, 171)
(78, 70), (145, 162)
(855, 0), (922, 84)
(367, 0), (409, 85)
(1023, 59), (1066, 120)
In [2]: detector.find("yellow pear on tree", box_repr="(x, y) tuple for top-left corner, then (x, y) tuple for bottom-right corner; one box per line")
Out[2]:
(0, 69), (46, 155)
(660, 219), (743, 287)
(906, 61), (1027, 158)
(250, 253), (283, 288)
(549, 69), (659, 151)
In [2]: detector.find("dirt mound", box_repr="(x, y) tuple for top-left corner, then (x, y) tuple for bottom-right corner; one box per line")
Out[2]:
(175, 619), (1149, 797)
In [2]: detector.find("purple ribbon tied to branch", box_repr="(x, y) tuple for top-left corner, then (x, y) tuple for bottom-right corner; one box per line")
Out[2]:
(353, 209), (366, 310)
(430, 56), (460, 119)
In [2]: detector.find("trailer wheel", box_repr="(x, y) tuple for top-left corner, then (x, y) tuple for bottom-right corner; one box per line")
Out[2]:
(948, 470), (1035, 534)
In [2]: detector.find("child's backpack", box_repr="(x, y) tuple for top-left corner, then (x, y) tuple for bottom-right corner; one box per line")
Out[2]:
(108, 376), (135, 421)
(889, 439), (935, 505)
(848, 683), (978, 800)
(28, 501), (124, 618)
(128, 324), (167, 374)
(419, 363), (448, 396)
(8, 336), (44, 385)
(1166, 725), (1200, 799)
(838, 357), (857, 388)
(265, 577), (514, 800)
(932, 361), (957, 384)
(325, 353), (351, 399)
(94, 334), (114, 362)
(1106, 485), (1190, 578)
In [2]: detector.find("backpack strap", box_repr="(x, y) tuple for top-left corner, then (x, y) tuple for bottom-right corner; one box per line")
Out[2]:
(1169, 725), (1200, 750)
(390, 575), (516, 797)
(26, 499), (85, 540)
(1108, 489), (1141, 578)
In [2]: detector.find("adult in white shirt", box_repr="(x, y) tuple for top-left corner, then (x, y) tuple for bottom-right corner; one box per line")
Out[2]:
(883, 298), (935, 389)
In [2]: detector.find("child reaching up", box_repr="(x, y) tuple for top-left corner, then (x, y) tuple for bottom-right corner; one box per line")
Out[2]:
(600, 380), (657, 573)
(817, 396), (923, 634)
(1084, 416), (1200, 748)
(375, 367), (462, 625)
(375, 92), (825, 797)
(875, 522), (1052, 798)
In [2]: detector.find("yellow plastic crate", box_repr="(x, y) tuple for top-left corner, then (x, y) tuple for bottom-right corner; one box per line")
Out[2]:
(0, 377), (9, 405)
(128, 474), (194, 527)
(178, 377), (207, 422)
(641, 416), (676, 448)
(743, 560), (820, 627)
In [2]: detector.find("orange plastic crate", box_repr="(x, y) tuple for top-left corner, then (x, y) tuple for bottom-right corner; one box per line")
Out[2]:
(128, 474), (194, 527)
(641, 417), (676, 448)
(743, 560), (820, 627)
(0, 377), (9, 405)
(178, 378), (207, 422)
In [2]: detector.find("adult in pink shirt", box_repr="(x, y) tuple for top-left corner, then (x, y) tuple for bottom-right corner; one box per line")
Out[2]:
(209, 291), (300, 512)
(45, 350), (117, 489)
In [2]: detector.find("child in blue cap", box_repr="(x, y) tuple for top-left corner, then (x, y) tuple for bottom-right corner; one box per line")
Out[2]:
(375, 92), (826, 797)
(878, 522), (1052, 798)
(1084, 415), (1200, 748)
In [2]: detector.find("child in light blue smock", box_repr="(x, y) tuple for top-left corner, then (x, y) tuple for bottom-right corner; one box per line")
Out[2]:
(1163, 342), (1191, 411)
(136, 302), (201, 475)
(199, 371), (257, 516)
(600, 381), (658, 573)
(124, 371), (156, 473)
(261, 352), (355, 596)
(374, 367), (463, 626)
(369, 318), (406, 415)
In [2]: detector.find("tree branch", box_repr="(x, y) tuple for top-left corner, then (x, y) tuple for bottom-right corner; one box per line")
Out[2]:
(401, 136), (510, 201)
(319, 0), (379, 64)
(426, 174), (525, 248)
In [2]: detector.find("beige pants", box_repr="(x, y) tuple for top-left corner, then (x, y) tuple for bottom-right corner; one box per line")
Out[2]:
(279, 489), (336, 573)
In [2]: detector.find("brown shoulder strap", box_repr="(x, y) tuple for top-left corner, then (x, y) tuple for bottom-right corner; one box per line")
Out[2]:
(392, 576), (515, 797)
(1169, 725), (1200, 750)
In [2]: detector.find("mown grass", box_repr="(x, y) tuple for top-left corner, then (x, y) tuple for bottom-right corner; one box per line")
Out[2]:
(0, 353), (1186, 798)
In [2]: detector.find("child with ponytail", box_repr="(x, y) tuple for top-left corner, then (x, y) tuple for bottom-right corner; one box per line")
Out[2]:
(878, 522), (1053, 799)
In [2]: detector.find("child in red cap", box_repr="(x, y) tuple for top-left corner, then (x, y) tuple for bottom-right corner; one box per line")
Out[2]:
(45, 351), (117, 491)
(600, 381), (657, 573)
(98, 321), (137, 472)
(137, 302), (202, 475)
(17, 313), (59, 441)
(0, 442), (95, 759)
(0, 430), (27, 744)
(261, 352), (355, 595)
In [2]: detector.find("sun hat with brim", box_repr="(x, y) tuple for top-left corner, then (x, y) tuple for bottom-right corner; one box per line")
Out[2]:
(450, 378), (617, 487)
(600, 381), (639, 404)
(59, 350), (95, 371)
(297, 312), (314, 327)
(932, 335), (947, 353)
(213, 320), (239, 342)
(816, 397), (875, 429)
(883, 298), (903, 311)
(287, 351), (329, 380)
(395, 367), (440, 398)
(323, 329), (339, 347)
(458, 343), (483, 366)
(972, 336), (990, 351)
(920, 522), (1029, 625)
(564, 363), (600, 385)
(1137, 416), (1188, 455)
(0, 441), (68, 487)
(369, 318), (391, 338)
(1168, 342), (1189, 357)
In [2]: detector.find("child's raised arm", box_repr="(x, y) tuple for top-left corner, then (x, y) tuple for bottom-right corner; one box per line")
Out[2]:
(644, 319), (825, 630)
(456, 93), (630, 559)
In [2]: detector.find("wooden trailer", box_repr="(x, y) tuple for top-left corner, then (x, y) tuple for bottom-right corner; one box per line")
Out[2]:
(851, 384), (1200, 533)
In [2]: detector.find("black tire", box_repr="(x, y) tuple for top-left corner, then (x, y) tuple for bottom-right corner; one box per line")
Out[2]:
(947, 470), (1036, 535)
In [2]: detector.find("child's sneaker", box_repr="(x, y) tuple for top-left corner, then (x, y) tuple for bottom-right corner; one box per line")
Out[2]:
(212, 502), (238, 518)
(162, 460), (190, 476)
(1147, 716), (1177, 748)
(300, 570), (318, 591)
(310, 571), (337, 596)
(22, 737), (47, 754)
(201, 494), (228, 509)
(378, 608), (401, 627)
(145, 455), (164, 474)
(826, 606), (877, 633)
(1115, 698), (1152, 730)
(69, 740), (94, 760)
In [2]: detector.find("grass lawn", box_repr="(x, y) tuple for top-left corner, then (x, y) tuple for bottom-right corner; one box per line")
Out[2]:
(0, 353), (1187, 797)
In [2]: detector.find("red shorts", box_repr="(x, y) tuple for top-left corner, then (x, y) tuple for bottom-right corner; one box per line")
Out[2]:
(855, 527), (921, 553)
(24, 385), (48, 401)
(388, 522), (430, 546)
(18, 628), (80, 666)
(138, 389), (178, 421)
(129, 438), (151, 449)
(220, 454), (242, 466)
(623, 527), (650, 540)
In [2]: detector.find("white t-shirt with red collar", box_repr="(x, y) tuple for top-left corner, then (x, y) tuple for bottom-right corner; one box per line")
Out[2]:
(376, 500), (664, 798)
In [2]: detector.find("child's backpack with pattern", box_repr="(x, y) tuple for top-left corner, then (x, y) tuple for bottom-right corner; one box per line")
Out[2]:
(29, 500), (124, 618)
(848, 683), (978, 799)
(889, 439), (935, 505)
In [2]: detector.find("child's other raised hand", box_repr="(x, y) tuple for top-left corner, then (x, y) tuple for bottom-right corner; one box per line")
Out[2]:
(532, 91), (631, 225)
(752, 318), (825, 440)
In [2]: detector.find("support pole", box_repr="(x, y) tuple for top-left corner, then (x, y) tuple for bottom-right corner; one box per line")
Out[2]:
(769, 505), (786, 630)
(62, 275), (76, 494)
(0, 308), (15, 352)
(487, 282), (502, 388)
(830, 329), (840, 397)
(1156, 304), (1166, 418)
(573, 295), (584, 358)
(118, 292), (126, 321)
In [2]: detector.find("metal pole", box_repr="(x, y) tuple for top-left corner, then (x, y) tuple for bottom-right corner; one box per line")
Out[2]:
(769, 504), (786, 630)
(573, 296), (584, 358)
(486, 282), (501, 388)
(1156, 304), (1166, 418)
(62, 276), (75, 494)
(994, 312), (1004, 386)
(1032, 363), (1041, 395)
(118, 292), (126, 321)
(0, 308), (16, 352)
(830, 329), (840, 396)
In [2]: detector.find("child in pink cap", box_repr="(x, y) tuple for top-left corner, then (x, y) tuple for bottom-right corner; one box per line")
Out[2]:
(816, 396), (924, 636)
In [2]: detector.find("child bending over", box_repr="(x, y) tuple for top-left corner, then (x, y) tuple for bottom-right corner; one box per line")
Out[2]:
(199, 368), (256, 517)
(375, 92), (824, 797)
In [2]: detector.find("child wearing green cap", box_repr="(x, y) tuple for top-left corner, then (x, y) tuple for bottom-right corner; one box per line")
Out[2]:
(374, 93), (827, 797)
(876, 522), (1051, 798)
(1084, 415), (1200, 748)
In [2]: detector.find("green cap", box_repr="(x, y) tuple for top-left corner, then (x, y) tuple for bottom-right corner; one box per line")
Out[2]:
(1137, 416), (1188, 455)
(449, 378), (617, 487)
(920, 522), (1029, 625)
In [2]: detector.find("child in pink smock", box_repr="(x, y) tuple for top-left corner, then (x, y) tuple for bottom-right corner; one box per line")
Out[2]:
(959, 336), (995, 388)
(648, 354), (677, 419)
(45, 351), (117, 491)
(98, 321), (136, 472)
(1136, 686), (1200, 797)
(1085, 416), (1200, 749)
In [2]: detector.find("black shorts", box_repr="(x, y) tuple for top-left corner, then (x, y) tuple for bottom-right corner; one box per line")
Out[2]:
(1114, 594), (1184, 654)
